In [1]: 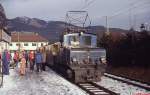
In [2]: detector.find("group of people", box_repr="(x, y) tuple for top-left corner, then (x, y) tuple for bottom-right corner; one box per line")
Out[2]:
(1, 48), (47, 76)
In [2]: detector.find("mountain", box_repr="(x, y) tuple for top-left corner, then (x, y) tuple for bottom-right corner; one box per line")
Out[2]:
(7, 17), (67, 42)
(0, 4), (7, 28)
(7, 17), (128, 42)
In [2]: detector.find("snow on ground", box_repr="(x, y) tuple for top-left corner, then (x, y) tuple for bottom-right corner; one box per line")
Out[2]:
(97, 76), (150, 95)
(0, 67), (87, 95)
(104, 73), (150, 89)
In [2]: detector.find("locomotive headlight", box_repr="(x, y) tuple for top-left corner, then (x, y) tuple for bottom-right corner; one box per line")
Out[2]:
(94, 59), (98, 64)
(101, 57), (107, 64)
(71, 57), (78, 64)
(72, 57), (77, 62)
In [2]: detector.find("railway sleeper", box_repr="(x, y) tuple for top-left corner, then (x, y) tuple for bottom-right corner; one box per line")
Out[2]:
(78, 82), (119, 95)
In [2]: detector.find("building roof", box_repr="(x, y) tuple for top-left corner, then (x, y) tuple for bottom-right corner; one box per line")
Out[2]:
(11, 32), (48, 42)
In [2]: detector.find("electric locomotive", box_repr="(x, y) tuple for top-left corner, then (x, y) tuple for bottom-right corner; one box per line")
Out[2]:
(43, 11), (107, 83)
(44, 31), (107, 83)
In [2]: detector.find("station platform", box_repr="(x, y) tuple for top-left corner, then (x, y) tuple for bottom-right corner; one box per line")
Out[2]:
(0, 67), (87, 95)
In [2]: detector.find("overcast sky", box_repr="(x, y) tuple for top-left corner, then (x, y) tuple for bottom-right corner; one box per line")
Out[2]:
(1, 0), (150, 30)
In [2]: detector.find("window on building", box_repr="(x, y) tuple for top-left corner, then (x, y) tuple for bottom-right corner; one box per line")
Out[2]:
(24, 43), (28, 46)
(32, 43), (36, 46)
(41, 43), (43, 46)
(16, 43), (20, 46)
(9, 43), (12, 46)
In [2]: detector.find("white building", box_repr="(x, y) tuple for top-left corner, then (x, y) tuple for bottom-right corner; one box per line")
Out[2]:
(9, 32), (49, 52)
(0, 28), (11, 52)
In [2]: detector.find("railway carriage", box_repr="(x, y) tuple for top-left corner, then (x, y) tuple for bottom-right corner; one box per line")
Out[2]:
(43, 32), (107, 83)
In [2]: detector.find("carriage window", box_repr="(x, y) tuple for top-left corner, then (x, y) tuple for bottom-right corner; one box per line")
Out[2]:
(82, 36), (91, 46)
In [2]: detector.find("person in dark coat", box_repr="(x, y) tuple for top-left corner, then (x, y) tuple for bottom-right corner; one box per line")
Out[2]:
(13, 51), (19, 68)
(2, 50), (11, 75)
(35, 50), (43, 72)
(24, 51), (28, 68)
(29, 50), (35, 71)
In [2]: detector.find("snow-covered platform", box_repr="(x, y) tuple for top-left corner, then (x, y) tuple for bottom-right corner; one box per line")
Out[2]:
(0, 67), (87, 95)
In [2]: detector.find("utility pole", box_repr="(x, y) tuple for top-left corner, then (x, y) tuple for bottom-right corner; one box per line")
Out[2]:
(0, 29), (3, 88)
(133, 14), (136, 31)
(0, 56), (3, 87)
(129, 2), (134, 30)
(105, 16), (110, 35)
(36, 32), (38, 49)
(17, 32), (20, 51)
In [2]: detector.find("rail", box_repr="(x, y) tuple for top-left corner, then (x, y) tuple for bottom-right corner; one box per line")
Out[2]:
(48, 65), (119, 95)
(104, 73), (150, 91)
(106, 72), (150, 85)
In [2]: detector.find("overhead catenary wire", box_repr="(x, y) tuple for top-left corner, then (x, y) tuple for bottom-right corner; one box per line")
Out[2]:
(80, 0), (150, 22)
(109, 0), (150, 20)
(81, 0), (97, 10)
(79, 0), (150, 31)
(111, 1), (150, 29)
(81, 0), (150, 20)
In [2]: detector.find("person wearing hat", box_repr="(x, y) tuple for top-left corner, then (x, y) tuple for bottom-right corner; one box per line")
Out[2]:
(19, 51), (26, 75)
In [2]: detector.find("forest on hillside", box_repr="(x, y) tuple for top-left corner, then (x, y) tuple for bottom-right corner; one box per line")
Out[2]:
(99, 27), (150, 67)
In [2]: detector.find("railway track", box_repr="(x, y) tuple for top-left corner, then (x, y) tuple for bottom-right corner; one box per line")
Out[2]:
(49, 66), (120, 95)
(77, 82), (119, 95)
(105, 73), (150, 85)
(104, 73), (150, 91)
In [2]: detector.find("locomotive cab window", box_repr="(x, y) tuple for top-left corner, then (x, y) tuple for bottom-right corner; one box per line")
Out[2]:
(63, 33), (97, 48)
(81, 36), (91, 46)
(69, 36), (79, 47)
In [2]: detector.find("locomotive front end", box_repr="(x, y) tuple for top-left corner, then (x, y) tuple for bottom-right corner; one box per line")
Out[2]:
(69, 48), (107, 82)
(63, 33), (107, 82)
(70, 48), (106, 65)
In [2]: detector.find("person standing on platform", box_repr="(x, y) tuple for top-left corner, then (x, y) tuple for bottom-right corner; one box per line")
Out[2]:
(35, 49), (43, 72)
(0, 53), (1, 62)
(25, 51), (28, 68)
(2, 49), (11, 75)
(19, 51), (26, 76)
(13, 51), (19, 68)
(41, 47), (46, 71)
(29, 50), (35, 72)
